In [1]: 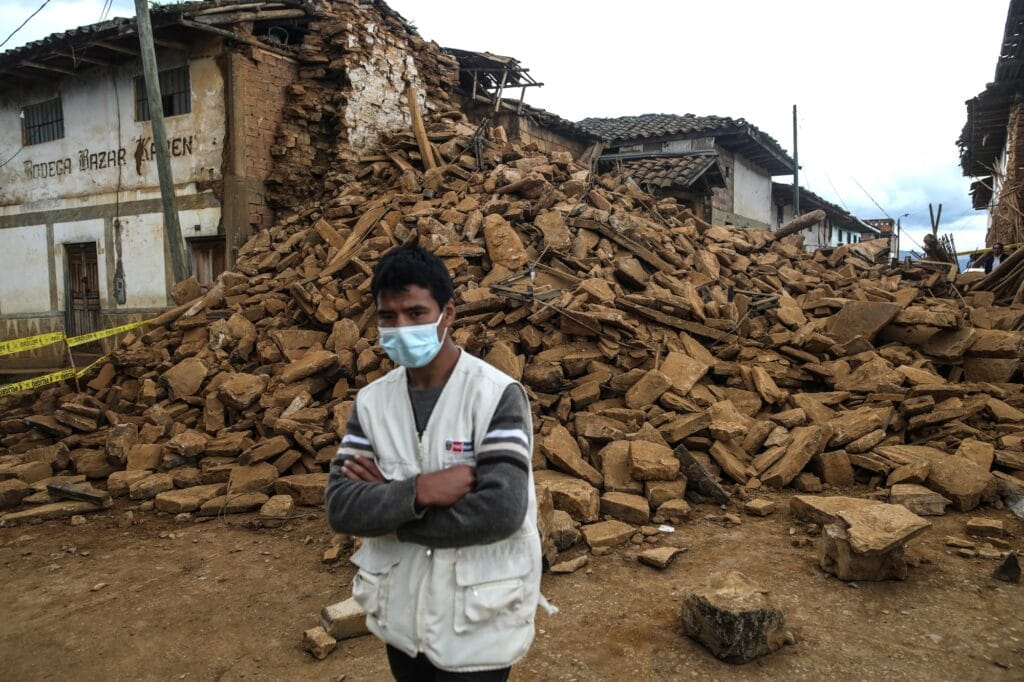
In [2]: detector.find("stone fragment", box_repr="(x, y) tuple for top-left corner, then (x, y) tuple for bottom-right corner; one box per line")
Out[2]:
(792, 473), (822, 493)
(541, 425), (603, 487)
(708, 400), (749, 440)
(659, 412), (712, 445)
(680, 571), (789, 663)
(813, 450), (855, 488)
(550, 510), (581, 551)
(629, 441), (679, 481)
(534, 211), (571, 250)
(550, 555), (590, 574)
(23, 443), (70, 472)
(303, 626), (337, 660)
(0, 479), (31, 509)
(889, 484), (950, 516)
(280, 350), (338, 384)
(259, 494), (296, 527)
(105, 423), (138, 465)
(790, 495), (882, 525)
(600, 441), (643, 494)
(535, 470), (600, 522)
(129, 473), (174, 500)
(966, 517), (1007, 539)
(535, 484), (556, 564)
(654, 499), (692, 523)
(483, 213), (528, 269)
(218, 373), (267, 410)
(4, 461), (51, 484)
(743, 499), (776, 517)
(955, 439), (995, 471)
(107, 470), (150, 497)
(836, 504), (930, 555)
(154, 484), (227, 513)
(762, 425), (832, 488)
(166, 429), (207, 459)
(199, 492), (269, 516)
(0, 500), (106, 524)
(320, 598), (369, 640)
(581, 519), (635, 548)
(660, 352), (710, 395)
(886, 460), (930, 487)
(126, 444), (162, 471)
(645, 479), (687, 508)
(825, 301), (901, 345)
(624, 369), (672, 409)
(274, 473), (329, 506)
(228, 463), (278, 494)
(600, 492), (650, 525)
(818, 523), (910, 581)
(638, 546), (682, 569)
(159, 357), (207, 399)
(923, 454), (995, 512)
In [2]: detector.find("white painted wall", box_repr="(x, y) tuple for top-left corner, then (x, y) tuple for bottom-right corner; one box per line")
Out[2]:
(53, 219), (108, 310)
(0, 52), (225, 208)
(0, 224), (49, 313)
(732, 155), (773, 224)
(117, 213), (168, 308)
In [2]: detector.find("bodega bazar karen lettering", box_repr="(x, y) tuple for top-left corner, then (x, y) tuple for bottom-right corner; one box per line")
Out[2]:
(22, 135), (195, 180)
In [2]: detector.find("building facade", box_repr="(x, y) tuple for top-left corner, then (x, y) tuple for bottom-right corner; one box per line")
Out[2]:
(578, 113), (795, 227)
(772, 183), (880, 251)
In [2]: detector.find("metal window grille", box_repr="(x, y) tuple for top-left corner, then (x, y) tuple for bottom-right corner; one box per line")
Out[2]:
(135, 66), (191, 121)
(22, 98), (65, 145)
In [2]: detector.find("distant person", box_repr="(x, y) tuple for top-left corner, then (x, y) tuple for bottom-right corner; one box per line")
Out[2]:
(980, 243), (1008, 273)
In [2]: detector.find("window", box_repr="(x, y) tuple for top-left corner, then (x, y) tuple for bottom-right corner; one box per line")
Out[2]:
(135, 66), (191, 121)
(22, 98), (64, 145)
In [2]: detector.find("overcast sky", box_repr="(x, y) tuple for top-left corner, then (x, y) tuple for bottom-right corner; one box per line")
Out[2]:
(2, 0), (1009, 253)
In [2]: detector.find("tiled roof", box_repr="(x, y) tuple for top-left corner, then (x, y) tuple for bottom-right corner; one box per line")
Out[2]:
(614, 153), (723, 192)
(772, 182), (879, 234)
(578, 113), (794, 176)
(578, 113), (747, 144)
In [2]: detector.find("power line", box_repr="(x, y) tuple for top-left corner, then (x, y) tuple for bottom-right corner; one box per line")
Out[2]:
(823, 171), (849, 211)
(851, 176), (892, 220)
(0, 0), (52, 49)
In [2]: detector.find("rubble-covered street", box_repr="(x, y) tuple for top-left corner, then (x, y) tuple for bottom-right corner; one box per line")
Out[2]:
(2, 0), (1024, 678)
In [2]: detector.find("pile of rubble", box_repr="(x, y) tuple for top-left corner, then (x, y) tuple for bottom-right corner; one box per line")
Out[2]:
(0, 5), (1022, 571)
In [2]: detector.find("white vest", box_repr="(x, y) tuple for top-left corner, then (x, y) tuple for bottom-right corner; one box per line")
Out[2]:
(350, 350), (542, 672)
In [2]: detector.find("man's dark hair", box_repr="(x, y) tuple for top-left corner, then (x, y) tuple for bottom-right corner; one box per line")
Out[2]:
(371, 245), (454, 308)
(994, 242), (1004, 249)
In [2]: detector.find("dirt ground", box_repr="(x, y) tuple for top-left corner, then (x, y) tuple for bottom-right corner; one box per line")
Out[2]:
(2, 490), (1023, 681)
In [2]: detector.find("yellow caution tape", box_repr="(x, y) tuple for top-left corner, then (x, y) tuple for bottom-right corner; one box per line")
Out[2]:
(0, 331), (67, 356)
(0, 368), (77, 397)
(75, 354), (110, 379)
(65, 319), (151, 348)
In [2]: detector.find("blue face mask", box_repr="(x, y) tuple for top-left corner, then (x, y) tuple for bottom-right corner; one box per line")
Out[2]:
(379, 312), (447, 368)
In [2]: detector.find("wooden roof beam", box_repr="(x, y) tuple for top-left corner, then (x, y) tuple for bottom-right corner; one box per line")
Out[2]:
(59, 52), (111, 66)
(153, 37), (190, 52)
(20, 59), (78, 76)
(95, 40), (139, 55)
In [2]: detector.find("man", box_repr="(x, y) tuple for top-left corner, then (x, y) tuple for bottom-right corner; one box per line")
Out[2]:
(980, 242), (1008, 274)
(325, 246), (543, 681)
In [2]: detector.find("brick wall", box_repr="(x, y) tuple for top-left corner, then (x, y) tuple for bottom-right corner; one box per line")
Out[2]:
(236, 48), (298, 231)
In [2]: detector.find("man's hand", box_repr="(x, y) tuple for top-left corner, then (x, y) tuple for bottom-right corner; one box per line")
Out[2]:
(415, 466), (475, 508)
(341, 455), (386, 483)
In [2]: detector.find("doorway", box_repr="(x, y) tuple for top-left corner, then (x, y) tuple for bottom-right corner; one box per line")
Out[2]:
(65, 242), (102, 350)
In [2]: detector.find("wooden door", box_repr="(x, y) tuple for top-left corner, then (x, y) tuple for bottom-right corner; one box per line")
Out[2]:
(65, 242), (102, 349)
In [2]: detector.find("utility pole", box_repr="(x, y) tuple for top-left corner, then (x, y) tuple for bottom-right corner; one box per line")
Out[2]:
(134, 0), (187, 283)
(792, 104), (800, 216)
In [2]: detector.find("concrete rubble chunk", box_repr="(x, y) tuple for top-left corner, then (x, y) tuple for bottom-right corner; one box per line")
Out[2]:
(629, 441), (680, 481)
(199, 492), (269, 516)
(638, 546), (683, 569)
(600, 491), (651, 525)
(273, 473), (329, 506)
(535, 470), (600, 522)
(581, 519), (636, 548)
(218, 373), (268, 411)
(541, 425), (603, 487)
(600, 441), (643, 494)
(303, 625), (337, 660)
(320, 598), (370, 640)
(550, 555), (590, 574)
(680, 570), (789, 663)
(159, 357), (208, 399)
(889, 484), (950, 516)
(154, 484), (227, 513)
(624, 369), (672, 409)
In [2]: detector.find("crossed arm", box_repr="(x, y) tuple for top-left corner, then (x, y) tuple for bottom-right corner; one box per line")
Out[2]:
(324, 386), (532, 547)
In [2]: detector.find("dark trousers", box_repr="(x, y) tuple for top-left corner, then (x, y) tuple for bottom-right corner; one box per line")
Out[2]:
(386, 645), (511, 682)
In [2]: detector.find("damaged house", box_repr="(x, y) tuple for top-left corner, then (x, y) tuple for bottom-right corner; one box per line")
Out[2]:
(772, 183), (879, 251)
(578, 113), (796, 228)
(0, 0), (456, 370)
(958, 0), (1024, 247)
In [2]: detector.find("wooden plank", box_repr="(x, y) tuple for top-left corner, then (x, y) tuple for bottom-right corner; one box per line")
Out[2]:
(318, 203), (388, 279)
(47, 481), (111, 505)
(405, 87), (436, 171)
(314, 218), (346, 251)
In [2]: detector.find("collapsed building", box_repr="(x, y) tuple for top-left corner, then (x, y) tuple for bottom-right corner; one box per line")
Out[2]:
(0, 1), (1021, 582)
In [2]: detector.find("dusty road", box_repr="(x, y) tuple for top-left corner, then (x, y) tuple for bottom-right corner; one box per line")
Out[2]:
(2, 491), (1022, 681)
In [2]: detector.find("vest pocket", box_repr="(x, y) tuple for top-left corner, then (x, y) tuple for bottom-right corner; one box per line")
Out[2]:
(350, 543), (402, 629)
(453, 544), (535, 635)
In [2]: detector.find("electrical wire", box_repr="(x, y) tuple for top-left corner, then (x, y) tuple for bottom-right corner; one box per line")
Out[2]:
(0, 0), (52, 49)
(0, 145), (25, 170)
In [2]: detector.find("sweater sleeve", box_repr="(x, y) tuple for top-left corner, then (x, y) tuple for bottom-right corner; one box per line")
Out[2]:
(396, 383), (532, 548)
(324, 399), (424, 537)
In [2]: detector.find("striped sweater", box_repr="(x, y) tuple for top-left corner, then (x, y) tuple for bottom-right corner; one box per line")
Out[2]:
(325, 383), (531, 547)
